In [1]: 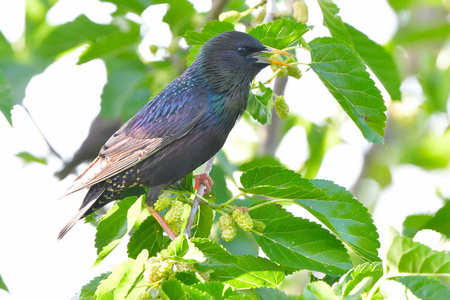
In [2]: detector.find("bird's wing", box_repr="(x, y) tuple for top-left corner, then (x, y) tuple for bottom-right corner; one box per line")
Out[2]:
(64, 87), (208, 196)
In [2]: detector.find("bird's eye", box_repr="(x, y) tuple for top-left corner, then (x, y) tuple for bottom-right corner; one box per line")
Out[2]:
(237, 46), (248, 56)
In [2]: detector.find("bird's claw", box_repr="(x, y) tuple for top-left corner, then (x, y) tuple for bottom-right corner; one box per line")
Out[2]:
(195, 174), (214, 195)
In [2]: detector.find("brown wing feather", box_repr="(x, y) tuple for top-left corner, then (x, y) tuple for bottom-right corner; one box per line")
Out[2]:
(63, 107), (206, 196)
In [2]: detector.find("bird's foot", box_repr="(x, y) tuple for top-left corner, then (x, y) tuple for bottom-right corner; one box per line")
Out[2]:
(195, 173), (214, 195)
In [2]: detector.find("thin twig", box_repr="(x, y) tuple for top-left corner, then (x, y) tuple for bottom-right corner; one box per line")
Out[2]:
(21, 105), (64, 160)
(184, 156), (215, 237)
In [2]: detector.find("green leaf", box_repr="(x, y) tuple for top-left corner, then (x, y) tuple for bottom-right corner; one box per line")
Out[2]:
(184, 20), (235, 45)
(252, 287), (291, 300)
(333, 262), (382, 299)
(0, 70), (14, 125)
(385, 229), (450, 275)
(0, 273), (8, 293)
(246, 82), (274, 125)
(309, 37), (387, 144)
(94, 195), (143, 266)
(94, 250), (148, 299)
(299, 281), (338, 300)
(192, 204), (214, 238)
(161, 234), (205, 263)
(301, 180), (381, 262)
(0, 31), (13, 58)
(184, 20), (235, 65)
(210, 255), (285, 289)
(78, 21), (140, 65)
(72, 272), (110, 300)
(250, 204), (352, 276)
(127, 216), (166, 259)
(248, 19), (310, 49)
(101, 56), (151, 121)
(403, 202), (450, 239)
(15, 152), (47, 165)
(160, 280), (190, 300)
(37, 15), (119, 56)
(191, 238), (237, 271)
(99, 0), (152, 14)
(240, 166), (329, 200)
(345, 23), (401, 101)
(239, 157), (284, 172)
(395, 276), (450, 300)
(163, 0), (196, 36)
(317, 0), (353, 45)
(193, 281), (238, 299)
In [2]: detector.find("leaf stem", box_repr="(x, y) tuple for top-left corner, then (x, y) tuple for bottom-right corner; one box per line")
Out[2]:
(248, 199), (295, 211)
(222, 192), (246, 206)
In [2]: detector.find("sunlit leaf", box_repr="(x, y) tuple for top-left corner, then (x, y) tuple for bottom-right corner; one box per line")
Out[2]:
(310, 37), (386, 144)
(94, 250), (148, 299)
(395, 276), (450, 300)
(250, 204), (352, 276)
(94, 195), (143, 266)
(317, 0), (352, 45)
(345, 23), (401, 101)
(248, 19), (310, 49)
(210, 255), (285, 289)
(299, 281), (338, 300)
(72, 272), (110, 300)
(0, 70), (13, 125)
(384, 227), (450, 275)
(15, 152), (47, 165)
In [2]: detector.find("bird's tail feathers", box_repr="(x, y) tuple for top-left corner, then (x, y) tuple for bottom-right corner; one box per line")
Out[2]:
(58, 187), (104, 239)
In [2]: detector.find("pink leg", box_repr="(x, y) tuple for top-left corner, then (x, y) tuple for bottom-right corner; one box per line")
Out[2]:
(195, 174), (214, 195)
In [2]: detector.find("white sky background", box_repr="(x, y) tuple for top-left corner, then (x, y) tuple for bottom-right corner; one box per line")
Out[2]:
(0, 0), (447, 299)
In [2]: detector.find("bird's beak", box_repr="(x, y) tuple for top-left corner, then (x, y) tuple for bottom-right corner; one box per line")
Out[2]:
(254, 46), (294, 67)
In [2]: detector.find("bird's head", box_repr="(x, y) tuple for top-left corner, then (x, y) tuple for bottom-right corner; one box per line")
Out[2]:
(196, 31), (291, 93)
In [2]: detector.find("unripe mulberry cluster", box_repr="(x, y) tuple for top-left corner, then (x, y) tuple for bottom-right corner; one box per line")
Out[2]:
(143, 255), (175, 286)
(164, 200), (185, 235)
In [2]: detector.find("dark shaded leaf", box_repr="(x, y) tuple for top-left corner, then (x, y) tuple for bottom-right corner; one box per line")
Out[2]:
(127, 216), (165, 259)
(246, 82), (274, 125)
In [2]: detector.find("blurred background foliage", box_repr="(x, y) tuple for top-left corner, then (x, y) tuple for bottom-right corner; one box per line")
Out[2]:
(0, 0), (449, 296)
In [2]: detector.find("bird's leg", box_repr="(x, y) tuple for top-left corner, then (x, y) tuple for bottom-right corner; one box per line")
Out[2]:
(184, 157), (215, 237)
(146, 206), (177, 241)
(146, 185), (177, 241)
(194, 174), (214, 195)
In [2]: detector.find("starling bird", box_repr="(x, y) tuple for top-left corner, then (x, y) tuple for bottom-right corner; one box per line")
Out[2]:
(58, 31), (290, 239)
